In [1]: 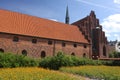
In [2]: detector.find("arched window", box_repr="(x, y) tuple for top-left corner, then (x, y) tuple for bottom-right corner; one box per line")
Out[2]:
(71, 53), (75, 56)
(41, 51), (46, 58)
(83, 45), (87, 48)
(83, 53), (86, 58)
(0, 48), (4, 53)
(103, 46), (106, 56)
(13, 36), (19, 42)
(22, 50), (27, 56)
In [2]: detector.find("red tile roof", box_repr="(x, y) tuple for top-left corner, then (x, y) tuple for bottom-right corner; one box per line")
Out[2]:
(0, 9), (88, 43)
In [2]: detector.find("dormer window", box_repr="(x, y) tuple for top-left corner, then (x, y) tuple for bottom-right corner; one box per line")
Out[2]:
(13, 36), (19, 42)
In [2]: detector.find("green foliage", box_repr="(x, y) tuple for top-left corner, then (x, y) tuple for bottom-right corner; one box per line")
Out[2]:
(0, 52), (38, 68)
(0, 51), (119, 70)
(109, 51), (120, 58)
(112, 60), (120, 66)
(107, 51), (120, 66)
(100, 60), (120, 66)
(39, 51), (102, 70)
(101, 60), (113, 66)
(39, 51), (74, 70)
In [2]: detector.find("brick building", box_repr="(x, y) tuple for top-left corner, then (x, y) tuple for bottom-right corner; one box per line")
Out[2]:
(72, 11), (108, 59)
(108, 40), (117, 54)
(0, 9), (90, 58)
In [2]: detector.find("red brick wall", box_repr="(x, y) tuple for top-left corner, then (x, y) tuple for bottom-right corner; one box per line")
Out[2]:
(0, 33), (90, 58)
(72, 11), (108, 59)
(55, 41), (90, 57)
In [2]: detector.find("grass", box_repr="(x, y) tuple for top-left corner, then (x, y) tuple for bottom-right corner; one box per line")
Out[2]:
(60, 66), (120, 80)
(0, 67), (85, 80)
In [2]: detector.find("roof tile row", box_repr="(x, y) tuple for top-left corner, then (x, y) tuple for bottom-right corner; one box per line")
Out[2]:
(0, 9), (88, 43)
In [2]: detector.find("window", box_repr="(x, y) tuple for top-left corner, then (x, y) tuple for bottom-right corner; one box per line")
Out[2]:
(73, 44), (77, 48)
(32, 39), (37, 43)
(83, 53), (86, 58)
(0, 48), (4, 53)
(13, 36), (19, 42)
(62, 42), (66, 47)
(48, 40), (52, 45)
(71, 53), (75, 56)
(22, 50), (27, 56)
(41, 51), (46, 58)
(103, 46), (106, 56)
(83, 45), (87, 48)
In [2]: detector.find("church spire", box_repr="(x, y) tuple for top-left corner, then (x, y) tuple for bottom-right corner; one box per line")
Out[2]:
(65, 6), (70, 24)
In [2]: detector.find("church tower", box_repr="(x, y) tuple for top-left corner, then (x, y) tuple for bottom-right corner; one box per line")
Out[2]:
(65, 6), (70, 24)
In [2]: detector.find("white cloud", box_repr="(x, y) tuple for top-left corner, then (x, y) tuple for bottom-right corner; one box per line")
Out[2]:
(114, 0), (120, 4)
(101, 14), (120, 41)
(102, 14), (120, 33)
(105, 33), (111, 37)
(114, 34), (120, 41)
(50, 19), (58, 22)
(113, 0), (120, 9)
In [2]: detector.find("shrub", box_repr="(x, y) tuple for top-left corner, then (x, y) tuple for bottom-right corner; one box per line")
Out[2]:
(101, 60), (113, 66)
(39, 51), (103, 70)
(39, 52), (74, 70)
(101, 60), (120, 66)
(0, 52), (38, 68)
(112, 60), (120, 66)
(109, 51), (120, 58)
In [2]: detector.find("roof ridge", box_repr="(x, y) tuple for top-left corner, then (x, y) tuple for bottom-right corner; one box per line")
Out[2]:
(0, 9), (75, 26)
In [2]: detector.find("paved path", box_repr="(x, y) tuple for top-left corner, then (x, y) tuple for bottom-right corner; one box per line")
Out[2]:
(69, 73), (91, 80)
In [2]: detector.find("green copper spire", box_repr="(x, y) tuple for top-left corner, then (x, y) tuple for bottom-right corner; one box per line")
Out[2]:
(65, 6), (69, 24)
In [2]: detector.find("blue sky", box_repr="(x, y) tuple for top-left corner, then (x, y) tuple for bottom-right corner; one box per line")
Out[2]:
(0, 0), (120, 41)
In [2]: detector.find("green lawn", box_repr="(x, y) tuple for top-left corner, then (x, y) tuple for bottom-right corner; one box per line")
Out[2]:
(60, 66), (120, 80)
